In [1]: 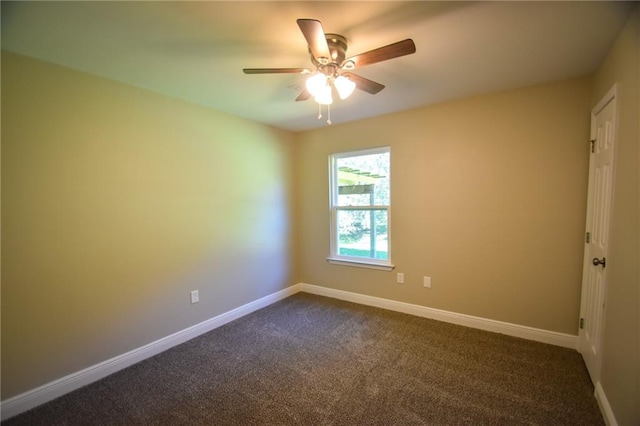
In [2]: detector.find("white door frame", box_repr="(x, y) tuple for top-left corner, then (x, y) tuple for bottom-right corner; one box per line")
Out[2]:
(578, 84), (618, 385)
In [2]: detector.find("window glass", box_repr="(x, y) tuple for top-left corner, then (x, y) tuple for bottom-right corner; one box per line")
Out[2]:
(336, 209), (388, 260)
(335, 152), (389, 206)
(329, 147), (391, 268)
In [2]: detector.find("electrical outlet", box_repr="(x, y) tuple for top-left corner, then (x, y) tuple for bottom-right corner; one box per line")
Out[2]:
(190, 290), (199, 304)
(397, 273), (404, 284)
(423, 277), (432, 288)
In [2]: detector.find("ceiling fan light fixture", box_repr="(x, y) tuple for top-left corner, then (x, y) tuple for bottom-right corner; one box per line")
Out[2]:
(306, 72), (327, 97)
(314, 84), (333, 105)
(334, 75), (356, 100)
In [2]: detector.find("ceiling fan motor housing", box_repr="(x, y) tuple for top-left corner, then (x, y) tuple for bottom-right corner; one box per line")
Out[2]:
(311, 34), (349, 75)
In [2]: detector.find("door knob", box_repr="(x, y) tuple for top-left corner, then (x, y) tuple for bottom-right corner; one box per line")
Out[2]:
(592, 257), (606, 268)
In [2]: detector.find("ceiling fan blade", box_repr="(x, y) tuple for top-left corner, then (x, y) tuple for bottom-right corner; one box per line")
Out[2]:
(295, 89), (312, 102)
(243, 68), (311, 74)
(297, 19), (330, 62)
(345, 39), (416, 68)
(343, 73), (385, 94)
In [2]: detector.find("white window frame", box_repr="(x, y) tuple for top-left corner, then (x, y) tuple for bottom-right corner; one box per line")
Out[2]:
(327, 146), (394, 271)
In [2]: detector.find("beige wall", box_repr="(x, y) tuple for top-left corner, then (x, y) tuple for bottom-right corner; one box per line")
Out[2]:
(1, 51), (297, 399)
(296, 77), (592, 335)
(591, 6), (639, 426)
(2, 10), (636, 423)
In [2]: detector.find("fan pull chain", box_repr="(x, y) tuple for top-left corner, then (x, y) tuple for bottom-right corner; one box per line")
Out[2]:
(315, 104), (332, 125)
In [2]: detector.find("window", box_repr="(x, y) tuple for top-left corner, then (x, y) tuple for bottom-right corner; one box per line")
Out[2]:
(328, 147), (393, 270)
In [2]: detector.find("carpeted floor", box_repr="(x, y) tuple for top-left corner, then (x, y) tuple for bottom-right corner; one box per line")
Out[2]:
(4, 293), (603, 425)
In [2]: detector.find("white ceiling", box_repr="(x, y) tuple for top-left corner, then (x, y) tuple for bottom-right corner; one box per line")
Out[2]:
(2, 1), (636, 131)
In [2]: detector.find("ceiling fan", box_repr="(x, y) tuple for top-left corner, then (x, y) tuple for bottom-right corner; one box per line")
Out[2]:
(243, 19), (416, 110)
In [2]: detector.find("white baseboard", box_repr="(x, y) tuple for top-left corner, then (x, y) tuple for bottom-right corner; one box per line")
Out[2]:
(0, 284), (302, 421)
(299, 283), (578, 349)
(1, 281), (579, 421)
(595, 382), (618, 426)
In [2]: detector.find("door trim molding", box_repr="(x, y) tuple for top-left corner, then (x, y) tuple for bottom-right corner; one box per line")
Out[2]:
(591, 84), (618, 125)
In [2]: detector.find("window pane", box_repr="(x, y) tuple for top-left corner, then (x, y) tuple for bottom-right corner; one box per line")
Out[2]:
(336, 151), (389, 206)
(336, 209), (388, 260)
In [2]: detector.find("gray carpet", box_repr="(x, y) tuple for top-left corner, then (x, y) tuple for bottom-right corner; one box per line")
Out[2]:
(4, 293), (603, 425)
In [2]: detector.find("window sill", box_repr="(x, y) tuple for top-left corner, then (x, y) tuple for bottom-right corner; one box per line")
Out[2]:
(326, 258), (395, 271)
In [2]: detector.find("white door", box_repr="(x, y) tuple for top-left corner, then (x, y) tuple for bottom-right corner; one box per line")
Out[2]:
(579, 85), (617, 384)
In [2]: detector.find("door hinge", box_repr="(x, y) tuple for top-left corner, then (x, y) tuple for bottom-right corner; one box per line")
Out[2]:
(585, 232), (591, 243)
(590, 139), (595, 153)
(580, 318), (585, 329)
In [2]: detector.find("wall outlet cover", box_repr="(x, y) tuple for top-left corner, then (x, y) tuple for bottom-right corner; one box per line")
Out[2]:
(423, 277), (431, 288)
